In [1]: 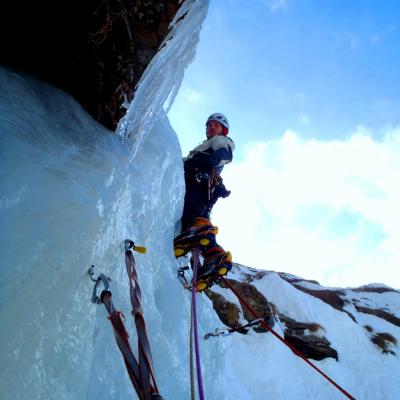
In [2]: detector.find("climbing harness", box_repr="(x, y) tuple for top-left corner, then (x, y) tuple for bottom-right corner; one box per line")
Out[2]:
(89, 239), (163, 400)
(220, 277), (356, 400)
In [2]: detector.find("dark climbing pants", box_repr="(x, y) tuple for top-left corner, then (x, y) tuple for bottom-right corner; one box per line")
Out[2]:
(181, 175), (211, 230)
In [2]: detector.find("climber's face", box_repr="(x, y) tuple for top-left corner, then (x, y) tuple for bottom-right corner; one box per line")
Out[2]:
(206, 121), (224, 139)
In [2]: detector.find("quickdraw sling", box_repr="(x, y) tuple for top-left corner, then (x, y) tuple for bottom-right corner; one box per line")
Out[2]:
(90, 240), (163, 400)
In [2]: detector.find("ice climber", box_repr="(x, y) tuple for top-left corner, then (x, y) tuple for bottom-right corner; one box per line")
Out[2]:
(174, 113), (235, 287)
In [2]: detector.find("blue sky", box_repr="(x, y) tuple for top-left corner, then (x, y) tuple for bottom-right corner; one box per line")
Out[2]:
(168, 0), (400, 288)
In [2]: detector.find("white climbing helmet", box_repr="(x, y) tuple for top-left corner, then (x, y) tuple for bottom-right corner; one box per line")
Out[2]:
(206, 113), (229, 135)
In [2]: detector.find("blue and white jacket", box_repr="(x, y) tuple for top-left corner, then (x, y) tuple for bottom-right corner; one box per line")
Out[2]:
(184, 135), (235, 174)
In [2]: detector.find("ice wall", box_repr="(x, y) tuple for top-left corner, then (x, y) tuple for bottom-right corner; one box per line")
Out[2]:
(0, 64), (182, 398)
(0, 1), (215, 399)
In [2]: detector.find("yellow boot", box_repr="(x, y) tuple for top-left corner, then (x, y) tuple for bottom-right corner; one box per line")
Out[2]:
(174, 217), (218, 258)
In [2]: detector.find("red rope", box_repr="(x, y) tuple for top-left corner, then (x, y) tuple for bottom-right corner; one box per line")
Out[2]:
(125, 250), (161, 398)
(96, 246), (162, 400)
(221, 277), (356, 400)
(102, 295), (145, 398)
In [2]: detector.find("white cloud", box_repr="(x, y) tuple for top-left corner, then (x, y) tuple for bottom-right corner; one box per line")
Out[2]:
(344, 32), (359, 49)
(297, 113), (310, 126)
(181, 87), (203, 104)
(212, 126), (400, 288)
(267, 0), (287, 13)
(370, 34), (380, 44)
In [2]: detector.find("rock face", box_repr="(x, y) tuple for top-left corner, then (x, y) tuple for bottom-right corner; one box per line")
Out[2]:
(201, 264), (400, 362)
(205, 277), (338, 361)
(280, 315), (338, 361)
(1, 0), (180, 130)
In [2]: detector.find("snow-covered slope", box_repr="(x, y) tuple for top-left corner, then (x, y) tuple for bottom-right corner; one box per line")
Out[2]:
(1, 0), (399, 398)
(207, 264), (400, 399)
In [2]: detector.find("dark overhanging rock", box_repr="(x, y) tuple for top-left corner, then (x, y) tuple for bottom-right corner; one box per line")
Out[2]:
(1, 0), (180, 130)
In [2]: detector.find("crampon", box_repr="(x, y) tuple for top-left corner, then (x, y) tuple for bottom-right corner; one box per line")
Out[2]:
(174, 217), (218, 258)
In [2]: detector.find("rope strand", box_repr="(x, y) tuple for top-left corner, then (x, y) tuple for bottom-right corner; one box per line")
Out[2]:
(125, 249), (161, 397)
(221, 277), (355, 400)
(91, 241), (163, 400)
(191, 249), (205, 400)
(189, 296), (196, 400)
